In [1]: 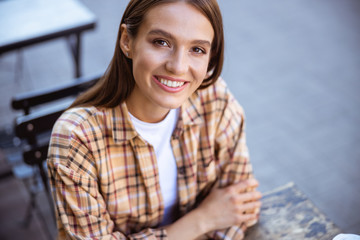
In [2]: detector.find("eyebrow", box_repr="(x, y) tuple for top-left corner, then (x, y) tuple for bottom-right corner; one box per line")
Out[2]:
(148, 29), (212, 47)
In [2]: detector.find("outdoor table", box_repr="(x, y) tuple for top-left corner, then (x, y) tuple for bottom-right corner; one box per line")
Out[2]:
(0, 0), (96, 78)
(245, 182), (341, 240)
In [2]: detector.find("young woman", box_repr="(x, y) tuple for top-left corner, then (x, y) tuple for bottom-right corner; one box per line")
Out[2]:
(47, 0), (261, 239)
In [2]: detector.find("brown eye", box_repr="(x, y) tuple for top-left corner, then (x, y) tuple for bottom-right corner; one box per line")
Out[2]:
(192, 47), (206, 54)
(154, 39), (169, 47)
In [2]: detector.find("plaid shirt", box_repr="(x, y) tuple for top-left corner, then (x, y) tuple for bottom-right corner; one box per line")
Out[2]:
(47, 78), (254, 240)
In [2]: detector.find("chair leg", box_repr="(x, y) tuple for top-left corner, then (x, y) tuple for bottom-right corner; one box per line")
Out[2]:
(66, 33), (82, 77)
(33, 198), (54, 240)
(13, 165), (37, 228)
(20, 168), (54, 239)
(38, 162), (56, 225)
(21, 185), (36, 228)
(14, 49), (24, 83)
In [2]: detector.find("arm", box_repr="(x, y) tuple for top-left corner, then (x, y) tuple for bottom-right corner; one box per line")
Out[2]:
(164, 81), (261, 240)
(48, 128), (256, 240)
(203, 83), (261, 239)
(47, 116), (167, 239)
(164, 179), (260, 240)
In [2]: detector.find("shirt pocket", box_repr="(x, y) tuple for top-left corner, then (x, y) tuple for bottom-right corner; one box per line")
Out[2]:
(196, 154), (217, 187)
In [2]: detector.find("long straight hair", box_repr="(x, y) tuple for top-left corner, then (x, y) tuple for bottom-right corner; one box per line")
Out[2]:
(70, 0), (224, 108)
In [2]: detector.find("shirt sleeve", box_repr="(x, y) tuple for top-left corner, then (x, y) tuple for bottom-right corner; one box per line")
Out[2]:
(206, 84), (256, 239)
(47, 116), (168, 240)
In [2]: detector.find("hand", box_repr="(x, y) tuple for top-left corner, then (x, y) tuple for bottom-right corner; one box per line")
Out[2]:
(196, 179), (262, 232)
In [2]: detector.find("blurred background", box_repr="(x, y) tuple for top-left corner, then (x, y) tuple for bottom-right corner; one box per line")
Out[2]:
(0, 0), (359, 239)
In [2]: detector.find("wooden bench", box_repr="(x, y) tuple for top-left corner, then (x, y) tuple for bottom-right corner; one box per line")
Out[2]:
(10, 73), (100, 228)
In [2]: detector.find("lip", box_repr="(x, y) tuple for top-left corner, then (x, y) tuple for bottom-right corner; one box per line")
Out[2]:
(153, 75), (189, 93)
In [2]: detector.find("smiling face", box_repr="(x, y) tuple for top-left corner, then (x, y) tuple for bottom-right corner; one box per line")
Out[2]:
(120, 2), (214, 123)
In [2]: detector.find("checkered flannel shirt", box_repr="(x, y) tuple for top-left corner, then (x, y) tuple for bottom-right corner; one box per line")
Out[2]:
(47, 78), (255, 239)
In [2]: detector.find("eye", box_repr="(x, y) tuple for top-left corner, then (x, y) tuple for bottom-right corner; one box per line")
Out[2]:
(191, 47), (206, 54)
(153, 39), (170, 47)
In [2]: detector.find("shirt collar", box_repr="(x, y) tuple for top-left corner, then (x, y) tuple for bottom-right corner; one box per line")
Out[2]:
(173, 91), (204, 138)
(112, 91), (204, 143)
(112, 102), (139, 143)
(179, 91), (204, 126)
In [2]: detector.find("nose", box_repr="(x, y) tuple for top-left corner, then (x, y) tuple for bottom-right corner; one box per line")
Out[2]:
(165, 48), (189, 76)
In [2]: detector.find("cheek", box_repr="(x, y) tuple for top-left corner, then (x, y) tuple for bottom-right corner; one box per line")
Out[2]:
(192, 59), (210, 80)
(133, 51), (153, 72)
(132, 50), (167, 80)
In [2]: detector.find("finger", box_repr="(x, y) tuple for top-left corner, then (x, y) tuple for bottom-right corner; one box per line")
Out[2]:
(229, 179), (259, 193)
(236, 213), (258, 225)
(238, 200), (262, 213)
(242, 191), (262, 202)
(231, 191), (262, 205)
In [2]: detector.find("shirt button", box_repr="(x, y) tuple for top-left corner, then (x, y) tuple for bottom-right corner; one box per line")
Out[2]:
(178, 167), (186, 175)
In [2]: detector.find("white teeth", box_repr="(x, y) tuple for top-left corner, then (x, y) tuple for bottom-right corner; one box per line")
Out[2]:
(159, 78), (185, 88)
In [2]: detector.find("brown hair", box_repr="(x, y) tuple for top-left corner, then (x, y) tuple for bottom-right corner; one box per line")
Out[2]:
(70, 0), (224, 108)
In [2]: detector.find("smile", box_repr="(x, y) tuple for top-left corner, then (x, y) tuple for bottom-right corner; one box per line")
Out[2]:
(159, 78), (185, 88)
(153, 75), (188, 93)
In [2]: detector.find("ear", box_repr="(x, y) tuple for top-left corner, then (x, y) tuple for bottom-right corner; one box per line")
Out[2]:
(120, 24), (132, 58)
(206, 67), (214, 79)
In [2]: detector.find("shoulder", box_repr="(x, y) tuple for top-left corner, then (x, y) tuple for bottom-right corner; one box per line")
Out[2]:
(194, 77), (245, 117)
(48, 106), (111, 176)
(52, 106), (97, 133)
(51, 106), (112, 142)
(197, 77), (228, 100)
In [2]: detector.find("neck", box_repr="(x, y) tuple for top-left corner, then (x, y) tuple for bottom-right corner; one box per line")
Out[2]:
(125, 99), (170, 123)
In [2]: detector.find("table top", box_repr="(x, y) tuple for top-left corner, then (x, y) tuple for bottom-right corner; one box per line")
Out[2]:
(245, 182), (341, 240)
(0, 0), (96, 53)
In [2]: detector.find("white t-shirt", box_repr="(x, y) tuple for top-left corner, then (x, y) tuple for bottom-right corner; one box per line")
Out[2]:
(129, 109), (179, 226)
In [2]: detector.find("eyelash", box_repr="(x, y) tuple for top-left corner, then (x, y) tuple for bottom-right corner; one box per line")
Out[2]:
(152, 39), (207, 55)
(153, 39), (169, 47)
(192, 47), (206, 54)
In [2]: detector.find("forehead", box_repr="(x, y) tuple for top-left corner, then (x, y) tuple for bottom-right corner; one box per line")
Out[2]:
(138, 2), (214, 42)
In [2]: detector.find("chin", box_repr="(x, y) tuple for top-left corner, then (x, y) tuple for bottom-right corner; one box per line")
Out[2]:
(155, 96), (185, 110)
(158, 101), (183, 110)
(163, 104), (182, 110)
